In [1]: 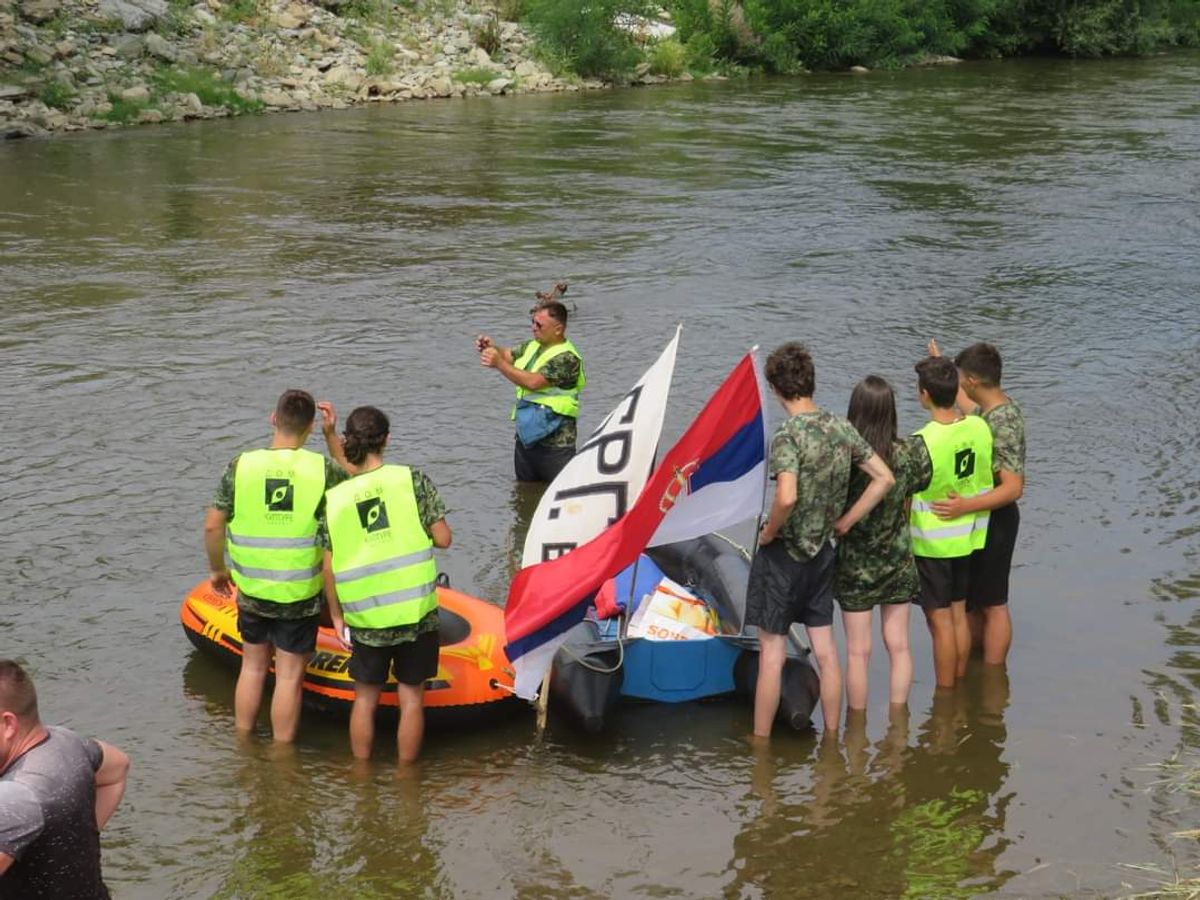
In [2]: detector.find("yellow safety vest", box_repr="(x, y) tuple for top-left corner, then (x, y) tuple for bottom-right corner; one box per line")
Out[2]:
(325, 464), (439, 630)
(511, 339), (585, 419)
(227, 448), (325, 602)
(910, 417), (994, 558)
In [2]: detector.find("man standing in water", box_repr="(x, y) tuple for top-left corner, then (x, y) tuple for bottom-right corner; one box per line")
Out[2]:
(203, 389), (347, 742)
(748, 343), (894, 739)
(476, 301), (586, 483)
(0, 660), (130, 898)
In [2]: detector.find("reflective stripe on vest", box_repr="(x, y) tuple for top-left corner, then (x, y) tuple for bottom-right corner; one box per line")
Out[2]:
(227, 448), (325, 603)
(511, 339), (586, 419)
(325, 464), (439, 630)
(910, 417), (994, 558)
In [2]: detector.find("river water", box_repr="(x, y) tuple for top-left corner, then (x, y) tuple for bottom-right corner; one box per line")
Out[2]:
(2, 52), (1199, 898)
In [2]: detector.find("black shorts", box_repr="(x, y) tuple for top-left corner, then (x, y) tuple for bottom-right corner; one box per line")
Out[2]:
(914, 556), (971, 611)
(968, 502), (1020, 609)
(745, 540), (836, 633)
(238, 608), (319, 655)
(348, 630), (441, 686)
(514, 437), (576, 483)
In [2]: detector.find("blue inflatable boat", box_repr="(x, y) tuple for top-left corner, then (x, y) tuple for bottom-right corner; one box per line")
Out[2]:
(548, 534), (821, 732)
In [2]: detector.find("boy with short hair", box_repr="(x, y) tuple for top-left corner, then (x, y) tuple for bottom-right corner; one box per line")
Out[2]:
(748, 342), (895, 738)
(203, 389), (348, 742)
(910, 357), (994, 689)
(930, 343), (1025, 667)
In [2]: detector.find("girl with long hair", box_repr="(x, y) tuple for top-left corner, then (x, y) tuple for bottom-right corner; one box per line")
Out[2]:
(835, 376), (931, 710)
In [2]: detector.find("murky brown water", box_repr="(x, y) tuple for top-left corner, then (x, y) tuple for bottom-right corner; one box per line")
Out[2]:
(2, 52), (1199, 898)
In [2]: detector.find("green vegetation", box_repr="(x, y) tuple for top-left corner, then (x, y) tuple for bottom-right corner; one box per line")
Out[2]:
(521, 0), (653, 79)
(154, 65), (264, 113)
(453, 66), (496, 84)
(472, 12), (503, 56)
(365, 39), (395, 75)
(670, 0), (1200, 73)
(219, 0), (260, 25)
(101, 92), (158, 123)
(39, 82), (77, 110)
(647, 37), (686, 76)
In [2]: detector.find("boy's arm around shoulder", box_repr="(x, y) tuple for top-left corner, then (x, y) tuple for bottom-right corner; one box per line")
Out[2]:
(931, 469), (1023, 519)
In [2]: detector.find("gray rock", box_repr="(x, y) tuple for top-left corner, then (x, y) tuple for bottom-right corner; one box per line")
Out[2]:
(98, 0), (167, 33)
(191, 4), (213, 24)
(137, 107), (162, 122)
(0, 83), (31, 100)
(3, 120), (45, 138)
(23, 44), (51, 65)
(849, 65), (869, 73)
(180, 91), (202, 115)
(18, 0), (58, 24)
(486, 76), (511, 95)
(120, 84), (149, 101)
(143, 32), (176, 61)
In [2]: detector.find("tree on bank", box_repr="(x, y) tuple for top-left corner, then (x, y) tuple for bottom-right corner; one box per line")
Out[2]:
(513, 0), (1200, 78)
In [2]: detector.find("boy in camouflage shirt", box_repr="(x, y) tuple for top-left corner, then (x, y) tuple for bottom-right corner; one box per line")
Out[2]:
(747, 343), (895, 739)
(930, 342), (1026, 667)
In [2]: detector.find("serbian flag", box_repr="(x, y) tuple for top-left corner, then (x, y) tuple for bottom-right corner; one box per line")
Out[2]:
(504, 351), (768, 700)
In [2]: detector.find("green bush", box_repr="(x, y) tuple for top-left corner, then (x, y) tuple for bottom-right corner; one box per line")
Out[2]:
(473, 12), (503, 55)
(40, 82), (76, 110)
(453, 66), (495, 84)
(666, 0), (1200, 69)
(522, 0), (654, 79)
(365, 39), (395, 75)
(647, 37), (687, 75)
(102, 92), (156, 123)
(219, 0), (259, 24)
(154, 65), (263, 113)
(683, 31), (717, 71)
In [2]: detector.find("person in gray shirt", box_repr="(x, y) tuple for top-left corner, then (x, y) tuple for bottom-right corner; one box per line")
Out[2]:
(0, 660), (130, 899)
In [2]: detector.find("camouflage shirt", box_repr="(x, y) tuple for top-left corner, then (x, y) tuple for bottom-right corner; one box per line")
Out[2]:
(512, 339), (581, 449)
(981, 398), (1026, 480)
(835, 437), (933, 611)
(211, 453), (349, 620)
(769, 410), (875, 563)
(317, 468), (447, 648)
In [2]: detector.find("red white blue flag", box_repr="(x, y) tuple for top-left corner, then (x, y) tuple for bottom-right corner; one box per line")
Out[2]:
(504, 351), (768, 699)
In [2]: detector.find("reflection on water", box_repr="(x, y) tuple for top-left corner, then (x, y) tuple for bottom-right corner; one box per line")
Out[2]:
(2, 52), (1199, 898)
(732, 667), (1012, 898)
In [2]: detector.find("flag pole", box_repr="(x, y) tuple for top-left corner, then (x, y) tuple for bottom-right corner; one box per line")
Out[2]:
(742, 345), (768, 638)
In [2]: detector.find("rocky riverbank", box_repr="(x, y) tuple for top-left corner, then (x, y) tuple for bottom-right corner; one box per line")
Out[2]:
(0, 0), (694, 138)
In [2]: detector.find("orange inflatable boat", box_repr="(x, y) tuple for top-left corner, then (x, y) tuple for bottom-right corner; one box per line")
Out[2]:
(180, 578), (520, 728)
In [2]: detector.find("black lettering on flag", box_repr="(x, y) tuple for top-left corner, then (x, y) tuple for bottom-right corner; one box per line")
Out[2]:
(547, 482), (629, 525)
(541, 542), (578, 562)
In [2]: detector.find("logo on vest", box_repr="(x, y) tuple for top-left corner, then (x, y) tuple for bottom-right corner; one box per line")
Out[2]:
(954, 448), (976, 480)
(356, 498), (390, 533)
(265, 478), (294, 512)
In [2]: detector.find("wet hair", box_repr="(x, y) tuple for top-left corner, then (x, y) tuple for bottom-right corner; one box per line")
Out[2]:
(274, 389), (316, 436)
(847, 375), (897, 467)
(538, 301), (568, 328)
(915, 356), (959, 409)
(765, 342), (815, 400)
(342, 406), (390, 466)
(0, 660), (39, 724)
(954, 342), (1003, 387)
